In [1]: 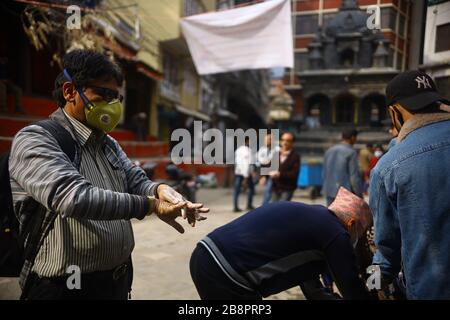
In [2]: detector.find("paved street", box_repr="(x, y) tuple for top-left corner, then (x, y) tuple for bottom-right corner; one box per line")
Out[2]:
(0, 186), (327, 300)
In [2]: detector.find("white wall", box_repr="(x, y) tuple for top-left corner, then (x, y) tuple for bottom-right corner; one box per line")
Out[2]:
(424, 0), (450, 77)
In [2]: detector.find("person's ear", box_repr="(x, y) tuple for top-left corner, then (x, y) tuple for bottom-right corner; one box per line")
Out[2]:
(347, 218), (355, 230)
(347, 219), (357, 239)
(63, 82), (77, 104)
(395, 104), (413, 118)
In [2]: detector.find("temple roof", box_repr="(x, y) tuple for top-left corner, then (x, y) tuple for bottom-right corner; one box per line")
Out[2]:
(325, 0), (371, 38)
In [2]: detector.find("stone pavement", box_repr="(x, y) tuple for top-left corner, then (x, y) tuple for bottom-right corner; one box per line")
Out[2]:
(0, 187), (327, 300)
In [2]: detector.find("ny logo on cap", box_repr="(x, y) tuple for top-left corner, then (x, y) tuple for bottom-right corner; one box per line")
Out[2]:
(415, 76), (432, 89)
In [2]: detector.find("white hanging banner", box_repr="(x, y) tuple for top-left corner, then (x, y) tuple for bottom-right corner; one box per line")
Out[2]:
(180, 0), (293, 75)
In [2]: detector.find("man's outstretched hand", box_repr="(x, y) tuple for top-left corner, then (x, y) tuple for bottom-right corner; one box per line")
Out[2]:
(149, 197), (187, 233)
(155, 184), (209, 229)
(183, 201), (209, 227)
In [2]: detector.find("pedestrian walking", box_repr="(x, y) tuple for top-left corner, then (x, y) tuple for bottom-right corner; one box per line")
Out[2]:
(322, 128), (362, 206)
(233, 137), (255, 212)
(257, 132), (279, 205)
(269, 132), (300, 202)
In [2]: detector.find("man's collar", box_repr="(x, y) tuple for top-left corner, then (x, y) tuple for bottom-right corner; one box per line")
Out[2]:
(62, 108), (92, 145)
(341, 141), (353, 147)
(397, 112), (450, 142)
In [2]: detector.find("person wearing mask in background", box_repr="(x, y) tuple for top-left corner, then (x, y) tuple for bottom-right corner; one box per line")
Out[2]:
(370, 70), (450, 299)
(269, 132), (300, 202)
(368, 145), (384, 174)
(9, 49), (208, 300)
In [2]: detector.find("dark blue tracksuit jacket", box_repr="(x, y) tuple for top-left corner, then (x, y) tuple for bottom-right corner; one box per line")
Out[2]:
(200, 201), (370, 299)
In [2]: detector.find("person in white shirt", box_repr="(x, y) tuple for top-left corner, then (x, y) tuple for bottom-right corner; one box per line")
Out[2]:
(258, 133), (279, 205)
(233, 137), (255, 212)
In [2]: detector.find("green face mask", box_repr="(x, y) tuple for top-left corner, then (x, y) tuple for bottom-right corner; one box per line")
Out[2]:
(62, 69), (123, 133)
(84, 99), (123, 133)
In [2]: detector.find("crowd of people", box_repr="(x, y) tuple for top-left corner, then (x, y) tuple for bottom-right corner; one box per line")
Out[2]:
(228, 70), (450, 300)
(233, 132), (300, 212)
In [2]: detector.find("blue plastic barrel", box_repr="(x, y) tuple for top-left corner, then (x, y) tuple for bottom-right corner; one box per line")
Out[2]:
(298, 162), (323, 188)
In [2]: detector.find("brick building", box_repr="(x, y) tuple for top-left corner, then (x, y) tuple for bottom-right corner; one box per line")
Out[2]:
(284, 0), (421, 129)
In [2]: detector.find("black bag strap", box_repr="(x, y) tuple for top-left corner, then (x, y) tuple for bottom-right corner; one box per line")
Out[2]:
(19, 119), (77, 299)
(35, 119), (76, 162)
(0, 152), (13, 227)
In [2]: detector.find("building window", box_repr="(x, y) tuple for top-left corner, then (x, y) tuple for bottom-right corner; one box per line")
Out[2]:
(381, 7), (396, 30)
(183, 0), (203, 16)
(217, 0), (251, 10)
(217, 0), (232, 10)
(162, 53), (181, 102)
(296, 14), (319, 35)
(295, 52), (309, 72)
(396, 52), (403, 70)
(184, 66), (198, 96)
(322, 13), (336, 29)
(388, 48), (395, 67)
(340, 48), (355, 68)
(436, 23), (450, 53)
(435, 76), (450, 100)
(398, 14), (406, 37)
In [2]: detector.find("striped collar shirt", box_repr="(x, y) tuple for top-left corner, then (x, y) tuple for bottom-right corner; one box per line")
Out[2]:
(31, 110), (136, 276)
(10, 108), (159, 287)
(9, 108), (160, 282)
(62, 109), (92, 145)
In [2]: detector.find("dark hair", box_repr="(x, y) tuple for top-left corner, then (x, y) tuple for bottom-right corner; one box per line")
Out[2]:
(342, 128), (358, 140)
(281, 132), (295, 142)
(411, 102), (444, 115)
(52, 49), (124, 108)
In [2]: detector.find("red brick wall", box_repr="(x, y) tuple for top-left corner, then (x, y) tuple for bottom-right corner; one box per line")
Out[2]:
(399, 0), (408, 14)
(358, 0), (378, 5)
(295, 0), (399, 12)
(295, 37), (314, 49)
(383, 31), (396, 44)
(323, 0), (342, 9)
(397, 38), (405, 51)
(296, 0), (320, 11)
(292, 91), (305, 115)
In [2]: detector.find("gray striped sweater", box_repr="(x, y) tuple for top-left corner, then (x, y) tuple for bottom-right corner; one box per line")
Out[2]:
(9, 108), (158, 285)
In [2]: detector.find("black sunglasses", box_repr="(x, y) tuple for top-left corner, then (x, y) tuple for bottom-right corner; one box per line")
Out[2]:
(84, 85), (124, 103)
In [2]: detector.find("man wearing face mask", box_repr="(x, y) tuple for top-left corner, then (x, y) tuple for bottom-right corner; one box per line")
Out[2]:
(8, 49), (208, 300)
(370, 70), (450, 299)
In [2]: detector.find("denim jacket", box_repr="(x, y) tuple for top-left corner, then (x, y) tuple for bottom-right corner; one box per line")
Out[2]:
(370, 114), (450, 299)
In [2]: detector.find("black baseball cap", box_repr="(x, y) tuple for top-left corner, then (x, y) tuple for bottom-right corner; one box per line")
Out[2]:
(386, 70), (450, 111)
